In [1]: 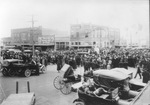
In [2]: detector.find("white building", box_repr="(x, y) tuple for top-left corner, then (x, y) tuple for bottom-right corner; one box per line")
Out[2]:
(70, 23), (120, 49)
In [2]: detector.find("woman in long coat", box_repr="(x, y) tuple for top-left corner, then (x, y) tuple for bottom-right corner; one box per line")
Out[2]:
(56, 54), (63, 72)
(142, 70), (150, 83)
(69, 56), (77, 70)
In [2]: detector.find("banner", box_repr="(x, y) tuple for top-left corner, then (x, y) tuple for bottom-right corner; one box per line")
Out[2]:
(38, 35), (55, 45)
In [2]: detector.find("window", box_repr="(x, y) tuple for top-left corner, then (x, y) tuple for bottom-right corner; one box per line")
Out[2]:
(93, 42), (96, 45)
(85, 34), (88, 38)
(78, 42), (81, 45)
(75, 42), (78, 45)
(72, 42), (74, 45)
(60, 42), (65, 44)
(71, 35), (74, 38)
(66, 42), (69, 45)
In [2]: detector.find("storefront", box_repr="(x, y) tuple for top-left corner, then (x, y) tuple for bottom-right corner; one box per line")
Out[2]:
(35, 35), (55, 51)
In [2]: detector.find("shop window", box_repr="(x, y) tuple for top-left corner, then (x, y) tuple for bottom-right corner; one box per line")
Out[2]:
(56, 44), (59, 48)
(66, 42), (69, 45)
(60, 42), (65, 44)
(85, 34), (88, 38)
(78, 42), (81, 45)
(93, 42), (96, 45)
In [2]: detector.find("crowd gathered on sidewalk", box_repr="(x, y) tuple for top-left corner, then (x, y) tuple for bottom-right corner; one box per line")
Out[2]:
(1, 47), (150, 83)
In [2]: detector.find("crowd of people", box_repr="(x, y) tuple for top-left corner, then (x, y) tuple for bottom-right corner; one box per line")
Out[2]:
(1, 47), (150, 83)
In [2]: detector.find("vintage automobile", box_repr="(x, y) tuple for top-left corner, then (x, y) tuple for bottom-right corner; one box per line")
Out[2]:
(111, 68), (133, 79)
(1, 59), (46, 77)
(73, 69), (146, 105)
(93, 70), (145, 98)
(129, 81), (150, 105)
(111, 68), (146, 91)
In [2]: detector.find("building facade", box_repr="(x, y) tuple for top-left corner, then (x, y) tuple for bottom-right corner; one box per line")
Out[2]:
(70, 24), (120, 49)
(11, 26), (60, 50)
(2, 24), (121, 51)
(2, 37), (12, 46)
(55, 37), (70, 50)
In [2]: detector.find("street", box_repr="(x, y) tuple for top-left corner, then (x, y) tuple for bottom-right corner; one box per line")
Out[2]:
(0, 65), (141, 105)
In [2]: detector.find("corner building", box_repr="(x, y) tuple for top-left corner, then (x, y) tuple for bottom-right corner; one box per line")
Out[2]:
(70, 24), (120, 49)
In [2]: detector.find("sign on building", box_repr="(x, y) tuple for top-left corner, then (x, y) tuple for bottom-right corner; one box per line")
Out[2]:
(38, 35), (55, 45)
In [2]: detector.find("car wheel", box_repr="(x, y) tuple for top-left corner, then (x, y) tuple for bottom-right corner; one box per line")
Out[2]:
(24, 69), (31, 77)
(74, 101), (85, 105)
(2, 68), (8, 76)
(9, 69), (16, 77)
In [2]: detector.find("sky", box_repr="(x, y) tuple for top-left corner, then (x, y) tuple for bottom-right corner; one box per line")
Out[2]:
(0, 0), (149, 43)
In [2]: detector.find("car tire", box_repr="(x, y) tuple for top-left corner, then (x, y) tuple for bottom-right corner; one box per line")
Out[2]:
(74, 101), (85, 105)
(24, 69), (31, 77)
(9, 69), (16, 77)
(2, 68), (8, 76)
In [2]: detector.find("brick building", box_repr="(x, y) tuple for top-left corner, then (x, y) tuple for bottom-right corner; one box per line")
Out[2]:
(11, 26), (66, 51)
(70, 24), (120, 49)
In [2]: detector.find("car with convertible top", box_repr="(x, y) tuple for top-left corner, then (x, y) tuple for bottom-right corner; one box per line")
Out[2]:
(1, 59), (46, 77)
(73, 68), (146, 105)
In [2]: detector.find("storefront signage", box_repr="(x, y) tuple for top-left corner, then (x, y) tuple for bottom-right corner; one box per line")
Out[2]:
(38, 35), (55, 45)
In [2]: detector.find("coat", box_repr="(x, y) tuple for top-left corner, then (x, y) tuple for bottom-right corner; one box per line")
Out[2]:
(142, 70), (150, 83)
(69, 59), (77, 69)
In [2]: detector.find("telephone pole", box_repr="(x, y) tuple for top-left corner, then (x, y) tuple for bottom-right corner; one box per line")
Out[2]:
(29, 15), (37, 57)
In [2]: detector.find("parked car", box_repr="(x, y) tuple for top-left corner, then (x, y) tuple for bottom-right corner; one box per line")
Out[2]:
(1, 59), (46, 77)
(73, 69), (146, 105)
(93, 70), (145, 98)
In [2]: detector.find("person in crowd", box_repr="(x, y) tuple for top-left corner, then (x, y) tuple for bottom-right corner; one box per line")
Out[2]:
(142, 69), (150, 83)
(134, 64), (142, 79)
(75, 54), (81, 67)
(93, 87), (108, 96)
(69, 56), (77, 70)
(56, 53), (63, 73)
(31, 57), (40, 75)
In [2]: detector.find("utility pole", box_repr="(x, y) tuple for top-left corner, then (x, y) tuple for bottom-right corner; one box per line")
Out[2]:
(130, 31), (132, 48)
(149, 24), (150, 48)
(29, 15), (37, 57)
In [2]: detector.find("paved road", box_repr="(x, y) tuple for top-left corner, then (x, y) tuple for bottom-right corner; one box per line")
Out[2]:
(0, 65), (80, 105)
(0, 65), (142, 105)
